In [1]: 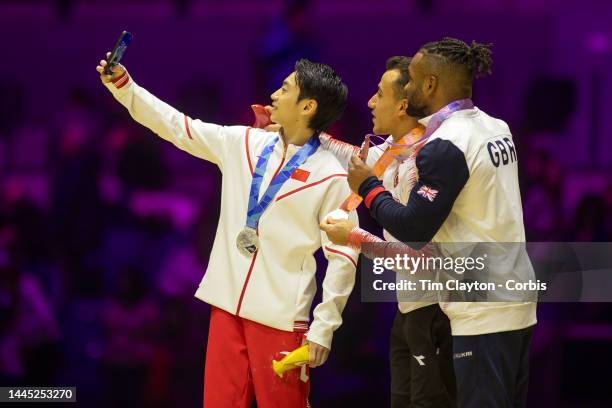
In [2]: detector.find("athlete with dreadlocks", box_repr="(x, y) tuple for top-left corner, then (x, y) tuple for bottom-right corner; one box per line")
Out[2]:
(324, 38), (536, 407)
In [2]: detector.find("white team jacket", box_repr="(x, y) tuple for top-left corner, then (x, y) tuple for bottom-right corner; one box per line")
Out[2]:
(420, 108), (537, 336)
(104, 72), (359, 349)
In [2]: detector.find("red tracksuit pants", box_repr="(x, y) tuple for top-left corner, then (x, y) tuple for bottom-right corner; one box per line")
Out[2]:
(203, 307), (310, 407)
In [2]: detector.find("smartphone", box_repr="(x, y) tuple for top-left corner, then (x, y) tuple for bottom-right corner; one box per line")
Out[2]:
(104, 31), (133, 75)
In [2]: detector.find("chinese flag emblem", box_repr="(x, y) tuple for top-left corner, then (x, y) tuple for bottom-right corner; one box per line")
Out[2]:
(291, 168), (310, 183)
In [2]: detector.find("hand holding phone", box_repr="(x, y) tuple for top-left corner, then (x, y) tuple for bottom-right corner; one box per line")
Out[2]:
(104, 31), (133, 75)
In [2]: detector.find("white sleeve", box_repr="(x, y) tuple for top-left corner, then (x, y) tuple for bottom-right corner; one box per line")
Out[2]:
(103, 70), (245, 169)
(306, 177), (359, 350)
(319, 133), (380, 170)
(318, 133), (360, 171)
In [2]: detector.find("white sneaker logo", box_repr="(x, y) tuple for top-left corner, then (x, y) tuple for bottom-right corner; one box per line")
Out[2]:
(413, 355), (426, 366)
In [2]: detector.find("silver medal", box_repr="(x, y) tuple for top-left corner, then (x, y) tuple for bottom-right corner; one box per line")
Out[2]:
(236, 227), (259, 257)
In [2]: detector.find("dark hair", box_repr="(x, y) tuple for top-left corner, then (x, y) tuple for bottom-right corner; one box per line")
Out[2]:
(420, 37), (493, 79)
(385, 56), (411, 98)
(294, 59), (348, 132)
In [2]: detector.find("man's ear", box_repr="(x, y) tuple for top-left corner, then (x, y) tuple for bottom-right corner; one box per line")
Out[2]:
(301, 99), (318, 116)
(423, 75), (438, 98)
(398, 98), (408, 116)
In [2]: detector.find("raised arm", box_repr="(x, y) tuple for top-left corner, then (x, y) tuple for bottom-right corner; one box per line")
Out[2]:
(97, 54), (244, 168)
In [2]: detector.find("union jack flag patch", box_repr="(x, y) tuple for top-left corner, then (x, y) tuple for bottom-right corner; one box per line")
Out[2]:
(417, 185), (438, 202)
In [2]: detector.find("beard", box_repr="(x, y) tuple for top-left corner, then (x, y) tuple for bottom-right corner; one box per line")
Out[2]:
(405, 88), (428, 118)
(406, 99), (428, 119)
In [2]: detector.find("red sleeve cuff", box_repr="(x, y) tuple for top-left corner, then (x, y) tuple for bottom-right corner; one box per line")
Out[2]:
(111, 71), (130, 89)
(347, 227), (364, 250)
(364, 186), (385, 209)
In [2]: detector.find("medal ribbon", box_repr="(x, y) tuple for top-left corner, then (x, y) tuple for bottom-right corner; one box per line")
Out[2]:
(246, 135), (321, 229)
(393, 98), (474, 161)
(340, 128), (424, 211)
(340, 98), (474, 211)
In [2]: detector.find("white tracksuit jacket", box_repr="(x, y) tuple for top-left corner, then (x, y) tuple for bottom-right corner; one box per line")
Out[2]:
(104, 71), (359, 349)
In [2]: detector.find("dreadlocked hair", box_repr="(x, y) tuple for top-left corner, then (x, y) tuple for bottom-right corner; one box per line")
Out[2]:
(421, 37), (493, 79)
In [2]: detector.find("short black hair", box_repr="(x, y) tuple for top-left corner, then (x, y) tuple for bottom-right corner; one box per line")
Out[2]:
(420, 37), (493, 80)
(294, 59), (348, 132)
(385, 56), (411, 99)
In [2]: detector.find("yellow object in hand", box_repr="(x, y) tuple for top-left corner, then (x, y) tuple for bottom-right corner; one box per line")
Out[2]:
(272, 345), (309, 378)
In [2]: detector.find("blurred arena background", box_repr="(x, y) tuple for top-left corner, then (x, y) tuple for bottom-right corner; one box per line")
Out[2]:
(0, 0), (611, 406)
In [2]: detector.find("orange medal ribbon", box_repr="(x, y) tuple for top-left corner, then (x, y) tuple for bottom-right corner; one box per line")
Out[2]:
(340, 126), (425, 211)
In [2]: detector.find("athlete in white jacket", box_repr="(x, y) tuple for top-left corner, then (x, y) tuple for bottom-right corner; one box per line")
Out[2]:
(97, 55), (358, 408)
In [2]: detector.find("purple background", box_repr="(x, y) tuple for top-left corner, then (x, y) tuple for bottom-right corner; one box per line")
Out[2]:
(1, 0), (611, 406)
